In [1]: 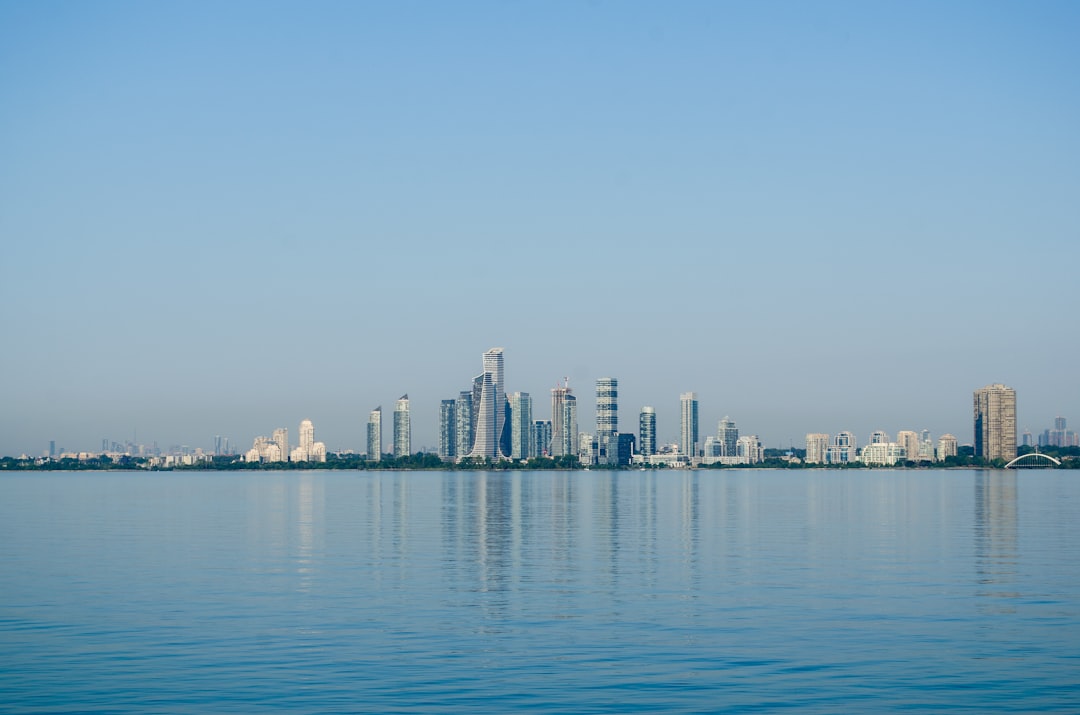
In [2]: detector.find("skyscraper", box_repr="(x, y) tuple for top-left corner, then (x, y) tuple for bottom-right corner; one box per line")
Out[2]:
(680, 392), (699, 458)
(550, 383), (577, 457)
(509, 392), (533, 460)
(455, 390), (473, 459)
(469, 348), (507, 459)
(438, 399), (456, 460)
(299, 419), (314, 455)
(394, 395), (411, 458)
(531, 420), (552, 458)
(639, 406), (656, 456)
(974, 383), (1017, 462)
(805, 433), (829, 464)
(717, 416), (738, 456)
(367, 407), (382, 461)
(596, 377), (618, 466)
(272, 427), (288, 463)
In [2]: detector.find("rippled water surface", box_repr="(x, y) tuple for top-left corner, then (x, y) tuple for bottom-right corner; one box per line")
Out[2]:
(1, 469), (1078, 712)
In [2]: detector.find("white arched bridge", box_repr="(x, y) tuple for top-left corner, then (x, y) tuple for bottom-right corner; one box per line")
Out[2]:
(1004, 451), (1062, 469)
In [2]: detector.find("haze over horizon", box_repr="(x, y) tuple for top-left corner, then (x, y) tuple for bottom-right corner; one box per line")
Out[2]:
(2, 1), (1078, 456)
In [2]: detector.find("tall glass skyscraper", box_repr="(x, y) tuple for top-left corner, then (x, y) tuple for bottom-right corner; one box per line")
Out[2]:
(596, 377), (618, 466)
(393, 395), (411, 458)
(455, 390), (473, 459)
(438, 399), (456, 460)
(509, 392), (533, 460)
(680, 392), (699, 458)
(531, 420), (552, 458)
(367, 407), (382, 461)
(639, 406), (656, 456)
(550, 384), (577, 457)
(469, 348), (507, 459)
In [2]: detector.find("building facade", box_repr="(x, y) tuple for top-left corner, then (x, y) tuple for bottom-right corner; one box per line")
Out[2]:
(639, 406), (656, 457)
(509, 392), (533, 460)
(438, 399), (456, 460)
(469, 348), (507, 459)
(974, 383), (1017, 462)
(367, 407), (382, 461)
(680, 392), (699, 458)
(550, 384), (577, 457)
(805, 433), (829, 464)
(393, 395), (411, 458)
(596, 377), (618, 466)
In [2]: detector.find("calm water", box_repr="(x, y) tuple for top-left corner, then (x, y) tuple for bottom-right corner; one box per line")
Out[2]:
(1, 469), (1078, 713)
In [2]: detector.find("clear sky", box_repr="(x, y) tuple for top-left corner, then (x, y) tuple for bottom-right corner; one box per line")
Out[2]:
(2, 1), (1078, 456)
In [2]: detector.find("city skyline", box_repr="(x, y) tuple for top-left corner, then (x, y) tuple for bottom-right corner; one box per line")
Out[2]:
(2, 3), (1078, 457)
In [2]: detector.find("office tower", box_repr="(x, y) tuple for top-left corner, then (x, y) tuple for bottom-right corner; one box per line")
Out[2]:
(680, 392), (699, 458)
(469, 348), (507, 459)
(394, 395), (411, 458)
(896, 430), (918, 462)
(439, 399), (456, 460)
(509, 392), (533, 460)
(639, 407), (656, 456)
(532, 420), (552, 458)
(272, 427), (288, 463)
(550, 383), (577, 457)
(936, 434), (958, 461)
(596, 378), (618, 466)
(455, 390), (473, 459)
(367, 407), (382, 461)
(974, 383), (1017, 462)
(805, 433), (829, 464)
(718, 416), (738, 456)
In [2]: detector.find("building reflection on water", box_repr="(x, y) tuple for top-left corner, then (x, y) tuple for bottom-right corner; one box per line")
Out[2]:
(974, 470), (1019, 611)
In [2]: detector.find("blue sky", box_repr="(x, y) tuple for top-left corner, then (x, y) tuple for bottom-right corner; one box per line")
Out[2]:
(2, 1), (1078, 455)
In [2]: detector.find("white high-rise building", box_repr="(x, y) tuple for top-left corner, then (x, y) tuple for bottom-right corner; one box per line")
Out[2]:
(936, 433), (958, 461)
(469, 348), (507, 459)
(550, 383), (577, 457)
(680, 392), (699, 458)
(290, 419), (326, 462)
(367, 407), (382, 461)
(394, 395), (411, 458)
(896, 431), (918, 463)
(805, 433), (829, 464)
(717, 416), (738, 456)
(272, 427), (288, 463)
(596, 378), (618, 466)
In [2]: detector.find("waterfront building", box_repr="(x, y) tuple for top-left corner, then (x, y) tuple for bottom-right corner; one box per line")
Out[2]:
(455, 391), (473, 458)
(736, 435), (765, 464)
(367, 407), (382, 461)
(578, 433), (596, 464)
(680, 392), (699, 459)
(896, 431), (918, 463)
(869, 430), (889, 445)
(805, 433), (829, 464)
(531, 420), (552, 458)
(509, 392), (533, 460)
(394, 395), (411, 458)
(936, 433), (958, 461)
(290, 419), (326, 462)
(860, 442), (906, 466)
(550, 383), (577, 457)
(438, 399), (456, 460)
(974, 383), (1017, 462)
(245, 435), (283, 463)
(272, 428), (288, 463)
(639, 407), (656, 456)
(469, 348), (507, 460)
(596, 378), (618, 466)
(617, 433), (635, 465)
(718, 416), (738, 456)
(826, 431), (857, 464)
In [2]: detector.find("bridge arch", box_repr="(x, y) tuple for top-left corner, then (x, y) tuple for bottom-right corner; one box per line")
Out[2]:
(1004, 452), (1061, 469)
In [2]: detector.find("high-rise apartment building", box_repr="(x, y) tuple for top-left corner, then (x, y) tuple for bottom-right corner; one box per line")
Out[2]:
(469, 348), (507, 459)
(896, 430), (918, 462)
(680, 392), (699, 458)
(509, 392), (533, 460)
(596, 378), (618, 466)
(290, 419), (326, 462)
(936, 433), (958, 461)
(639, 406), (656, 456)
(805, 433), (829, 464)
(394, 395), (411, 458)
(272, 427), (288, 463)
(550, 383), (577, 457)
(717, 417), (738, 457)
(532, 420), (552, 458)
(299, 419), (314, 455)
(974, 383), (1017, 462)
(438, 399), (456, 460)
(367, 407), (382, 461)
(455, 390), (473, 459)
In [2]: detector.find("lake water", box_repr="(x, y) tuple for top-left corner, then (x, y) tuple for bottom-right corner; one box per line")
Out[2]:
(1, 469), (1078, 712)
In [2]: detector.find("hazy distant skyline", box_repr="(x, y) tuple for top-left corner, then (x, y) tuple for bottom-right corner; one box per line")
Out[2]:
(2, 1), (1078, 456)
